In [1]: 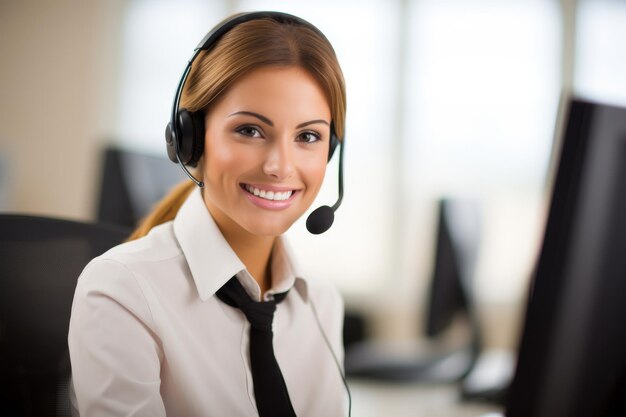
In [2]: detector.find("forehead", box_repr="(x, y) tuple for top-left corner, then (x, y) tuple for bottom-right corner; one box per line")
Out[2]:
(208, 66), (331, 122)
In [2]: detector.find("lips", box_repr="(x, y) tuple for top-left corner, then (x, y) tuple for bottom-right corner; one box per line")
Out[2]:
(239, 183), (300, 210)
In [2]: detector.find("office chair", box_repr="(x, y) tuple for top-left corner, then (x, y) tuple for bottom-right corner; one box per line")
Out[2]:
(0, 215), (129, 417)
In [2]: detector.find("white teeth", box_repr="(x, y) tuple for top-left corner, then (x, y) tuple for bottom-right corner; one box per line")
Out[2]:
(244, 185), (293, 201)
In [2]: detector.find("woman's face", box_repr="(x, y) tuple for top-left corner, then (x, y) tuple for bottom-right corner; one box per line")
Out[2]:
(202, 66), (331, 237)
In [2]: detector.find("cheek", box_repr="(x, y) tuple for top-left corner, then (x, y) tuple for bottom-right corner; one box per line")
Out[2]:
(204, 138), (254, 180)
(303, 156), (328, 191)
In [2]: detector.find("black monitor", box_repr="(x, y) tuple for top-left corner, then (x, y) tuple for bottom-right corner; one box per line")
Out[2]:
(344, 198), (482, 382)
(425, 199), (482, 344)
(505, 98), (626, 416)
(96, 146), (187, 228)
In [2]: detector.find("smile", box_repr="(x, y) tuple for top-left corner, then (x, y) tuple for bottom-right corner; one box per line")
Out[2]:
(241, 184), (296, 201)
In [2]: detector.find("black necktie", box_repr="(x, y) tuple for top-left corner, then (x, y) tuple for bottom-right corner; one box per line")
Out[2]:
(216, 276), (297, 417)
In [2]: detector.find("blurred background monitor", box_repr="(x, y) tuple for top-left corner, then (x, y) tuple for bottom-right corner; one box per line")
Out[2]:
(425, 199), (482, 341)
(97, 146), (186, 228)
(344, 198), (483, 383)
(505, 97), (626, 417)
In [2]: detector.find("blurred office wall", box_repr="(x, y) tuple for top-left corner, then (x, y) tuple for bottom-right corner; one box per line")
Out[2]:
(0, 0), (127, 220)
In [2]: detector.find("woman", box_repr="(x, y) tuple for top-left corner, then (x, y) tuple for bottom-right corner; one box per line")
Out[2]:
(68, 11), (348, 417)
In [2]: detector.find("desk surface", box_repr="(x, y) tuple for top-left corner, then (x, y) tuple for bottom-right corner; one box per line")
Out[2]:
(349, 379), (503, 417)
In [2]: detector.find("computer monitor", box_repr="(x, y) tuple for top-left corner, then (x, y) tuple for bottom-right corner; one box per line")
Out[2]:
(425, 199), (482, 344)
(505, 97), (626, 417)
(97, 146), (187, 228)
(344, 198), (482, 382)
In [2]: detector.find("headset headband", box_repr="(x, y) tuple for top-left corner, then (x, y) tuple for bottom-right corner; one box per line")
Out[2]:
(195, 12), (331, 52)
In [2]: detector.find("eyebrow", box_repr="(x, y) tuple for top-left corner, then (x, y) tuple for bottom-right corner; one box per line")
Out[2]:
(296, 119), (330, 129)
(229, 111), (273, 126)
(228, 111), (330, 129)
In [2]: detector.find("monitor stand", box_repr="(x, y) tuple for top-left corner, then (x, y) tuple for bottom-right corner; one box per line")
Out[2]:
(460, 348), (515, 404)
(345, 338), (476, 383)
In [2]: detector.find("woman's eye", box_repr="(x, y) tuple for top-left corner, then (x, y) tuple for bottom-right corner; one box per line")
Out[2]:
(236, 126), (262, 137)
(297, 131), (321, 143)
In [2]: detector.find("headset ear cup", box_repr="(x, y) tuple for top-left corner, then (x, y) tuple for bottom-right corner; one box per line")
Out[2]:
(328, 133), (339, 162)
(188, 111), (205, 167)
(176, 109), (205, 167)
(165, 122), (178, 163)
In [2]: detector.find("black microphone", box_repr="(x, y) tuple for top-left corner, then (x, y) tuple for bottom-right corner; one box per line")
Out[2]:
(306, 140), (344, 234)
(306, 205), (334, 235)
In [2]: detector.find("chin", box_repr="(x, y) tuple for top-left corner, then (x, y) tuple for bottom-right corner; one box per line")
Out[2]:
(245, 223), (293, 237)
(239, 214), (298, 237)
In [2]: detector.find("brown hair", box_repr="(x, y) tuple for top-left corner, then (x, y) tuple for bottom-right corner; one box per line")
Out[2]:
(128, 15), (346, 241)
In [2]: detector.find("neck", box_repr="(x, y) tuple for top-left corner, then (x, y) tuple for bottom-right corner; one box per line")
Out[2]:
(205, 203), (276, 297)
(226, 231), (275, 297)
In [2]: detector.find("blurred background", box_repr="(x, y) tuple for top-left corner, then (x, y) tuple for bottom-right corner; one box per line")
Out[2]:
(1, 0), (625, 415)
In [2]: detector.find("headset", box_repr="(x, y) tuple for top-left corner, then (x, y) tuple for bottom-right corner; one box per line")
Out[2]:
(165, 11), (345, 235)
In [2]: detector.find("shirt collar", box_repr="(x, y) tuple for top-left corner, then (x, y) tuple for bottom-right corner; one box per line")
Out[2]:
(173, 187), (309, 303)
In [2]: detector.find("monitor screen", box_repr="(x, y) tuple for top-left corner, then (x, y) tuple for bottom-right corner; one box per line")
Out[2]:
(425, 199), (481, 340)
(505, 98), (626, 417)
(343, 198), (482, 382)
(97, 146), (187, 228)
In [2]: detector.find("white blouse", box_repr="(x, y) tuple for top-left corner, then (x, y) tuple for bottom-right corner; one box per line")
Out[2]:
(68, 188), (347, 416)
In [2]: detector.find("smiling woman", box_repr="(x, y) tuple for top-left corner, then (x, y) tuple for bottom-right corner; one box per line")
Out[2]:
(68, 12), (349, 417)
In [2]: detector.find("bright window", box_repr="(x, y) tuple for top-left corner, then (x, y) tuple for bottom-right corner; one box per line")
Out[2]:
(400, 0), (561, 302)
(575, 0), (626, 106)
(115, 0), (227, 151)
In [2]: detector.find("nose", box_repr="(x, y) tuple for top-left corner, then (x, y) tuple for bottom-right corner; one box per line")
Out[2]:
(262, 138), (295, 180)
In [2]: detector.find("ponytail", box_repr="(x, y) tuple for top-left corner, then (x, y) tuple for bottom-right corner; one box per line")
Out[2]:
(126, 180), (196, 241)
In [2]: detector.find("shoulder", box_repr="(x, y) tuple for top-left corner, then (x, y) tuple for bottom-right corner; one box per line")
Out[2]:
(74, 222), (184, 304)
(306, 277), (343, 307)
(302, 276), (344, 324)
(298, 276), (345, 359)
(277, 237), (343, 314)
(100, 221), (182, 266)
